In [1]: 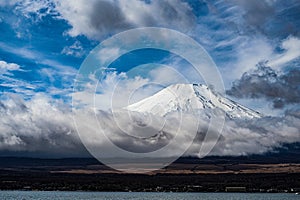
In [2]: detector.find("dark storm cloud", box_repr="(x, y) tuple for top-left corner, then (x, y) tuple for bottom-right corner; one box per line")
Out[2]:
(89, 0), (134, 37)
(285, 108), (300, 118)
(227, 62), (300, 108)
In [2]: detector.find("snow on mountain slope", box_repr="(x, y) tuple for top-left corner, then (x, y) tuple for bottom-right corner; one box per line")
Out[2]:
(126, 84), (261, 119)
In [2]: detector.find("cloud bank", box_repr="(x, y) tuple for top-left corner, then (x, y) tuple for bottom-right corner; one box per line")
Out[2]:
(0, 83), (299, 158)
(0, 94), (87, 157)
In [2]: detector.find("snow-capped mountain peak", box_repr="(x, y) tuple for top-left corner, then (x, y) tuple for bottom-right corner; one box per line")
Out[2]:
(126, 83), (261, 119)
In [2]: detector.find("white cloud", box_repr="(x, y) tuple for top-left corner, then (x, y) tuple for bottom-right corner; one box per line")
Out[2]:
(14, 0), (57, 21)
(73, 71), (150, 110)
(143, 65), (179, 84)
(61, 41), (85, 57)
(0, 60), (21, 75)
(269, 36), (300, 68)
(53, 0), (97, 38)
(53, 0), (196, 40)
(0, 0), (19, 7)
(98, 47), (120, 63)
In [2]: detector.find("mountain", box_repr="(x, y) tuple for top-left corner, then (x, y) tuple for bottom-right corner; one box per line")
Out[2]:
(127, 83), (261, 119)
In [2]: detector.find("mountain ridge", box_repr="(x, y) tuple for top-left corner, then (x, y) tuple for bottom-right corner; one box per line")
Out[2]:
(127, 83), (261, 119)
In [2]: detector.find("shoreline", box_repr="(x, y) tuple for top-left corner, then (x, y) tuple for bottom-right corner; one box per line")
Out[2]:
(1, 170), (299, 193)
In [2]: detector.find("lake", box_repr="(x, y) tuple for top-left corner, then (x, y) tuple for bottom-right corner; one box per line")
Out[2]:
(0, 191), (299, 200)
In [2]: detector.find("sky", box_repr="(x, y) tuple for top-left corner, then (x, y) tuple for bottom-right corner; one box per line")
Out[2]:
(0, 0), (299, 159)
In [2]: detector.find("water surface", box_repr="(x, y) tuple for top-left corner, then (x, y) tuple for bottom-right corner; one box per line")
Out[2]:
(0, 191), (299, 200)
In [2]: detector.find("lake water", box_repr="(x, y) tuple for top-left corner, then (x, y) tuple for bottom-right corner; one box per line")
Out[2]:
(0, 191), (299, 200)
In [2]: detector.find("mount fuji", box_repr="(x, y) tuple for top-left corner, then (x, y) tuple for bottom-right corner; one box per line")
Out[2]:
(126, 84), (261, 119)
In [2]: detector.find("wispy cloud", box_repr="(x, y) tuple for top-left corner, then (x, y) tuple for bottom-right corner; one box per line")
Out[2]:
(0, 60), (37, 96)
(269, 36), (300, 68)
(0, 42), (76, 74)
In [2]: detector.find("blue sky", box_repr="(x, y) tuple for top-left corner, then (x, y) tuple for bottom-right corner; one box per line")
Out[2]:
(0, 0), (299, 158)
